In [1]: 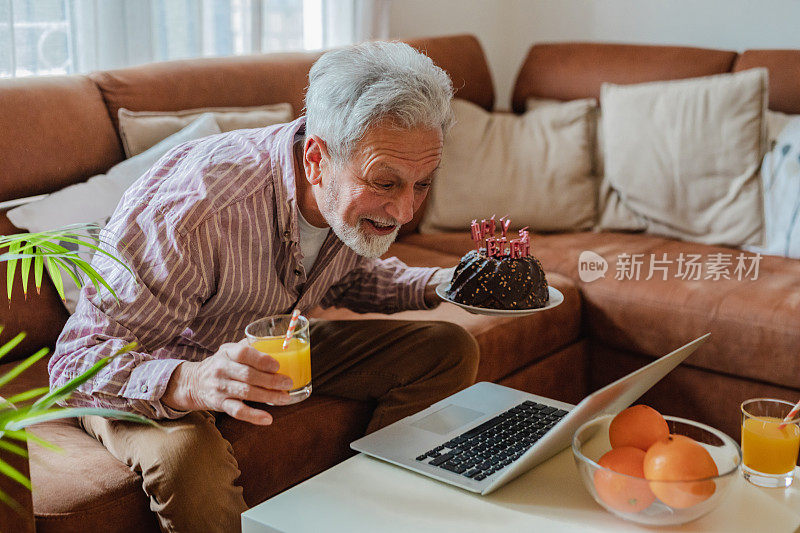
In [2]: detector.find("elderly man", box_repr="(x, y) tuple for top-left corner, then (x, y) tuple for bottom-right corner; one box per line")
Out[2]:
(50, 41), (479, 532)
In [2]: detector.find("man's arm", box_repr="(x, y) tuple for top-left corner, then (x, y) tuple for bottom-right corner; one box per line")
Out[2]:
(52, 173), (298, 426)
(161, 339), (293, 425)
(423, 266), (455, 307)
(320, 256), (454, 313)
(49, 203), (213, 419)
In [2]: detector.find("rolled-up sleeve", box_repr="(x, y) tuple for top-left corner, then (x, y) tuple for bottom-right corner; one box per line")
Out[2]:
(49, 200), (210, 420)
(320, 256), (438, 313)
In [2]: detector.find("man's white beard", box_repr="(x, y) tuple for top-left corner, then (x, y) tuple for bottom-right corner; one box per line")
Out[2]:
(319, 177), (399, 259)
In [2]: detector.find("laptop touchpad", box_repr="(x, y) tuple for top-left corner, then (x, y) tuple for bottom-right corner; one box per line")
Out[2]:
(410, 405), (485, 435)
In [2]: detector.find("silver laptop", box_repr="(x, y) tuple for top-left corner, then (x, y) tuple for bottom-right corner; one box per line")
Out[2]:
(351, 333), (710, 495)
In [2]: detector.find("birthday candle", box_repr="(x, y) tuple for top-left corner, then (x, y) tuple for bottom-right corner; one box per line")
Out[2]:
(498, 237), (508, 256)
(486, 237), (497, 258)
(500, 216), (511, 238)
(518, 227), (530, 257)
(480, 218), (490, 239)
(470, 219), (481, 249)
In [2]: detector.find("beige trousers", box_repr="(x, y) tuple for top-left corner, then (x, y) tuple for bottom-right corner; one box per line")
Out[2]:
(81, 319), (479, 533)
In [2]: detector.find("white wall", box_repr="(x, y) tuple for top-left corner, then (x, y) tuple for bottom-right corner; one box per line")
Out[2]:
(389, 0), (800, 110)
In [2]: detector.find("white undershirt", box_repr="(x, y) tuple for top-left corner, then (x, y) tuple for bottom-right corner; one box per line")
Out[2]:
(296, 207), (330, 275)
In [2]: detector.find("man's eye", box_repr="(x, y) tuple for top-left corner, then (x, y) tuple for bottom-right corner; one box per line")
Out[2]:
(416, 182), (432, 190)
(375, 182), (394, 190)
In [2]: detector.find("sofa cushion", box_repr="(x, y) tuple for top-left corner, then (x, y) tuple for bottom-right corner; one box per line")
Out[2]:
(599, 69), (768, 248)
(420, 98), (597, 234)
(0, 215), (70, 362)
(89, 53), (320, 133)
(0, 76), (124, 202)
(767, 109), (799, 145)
(578, 237), (800, 391)
(311, 242), (583, 383)
(756, 116), (800, 259)
(117, 103), (292, 157)
(30, 418), (159, 533)
(512, 42), (737, 113)
(734, 49), (800, 114)
(399, 230), (800, 390)
(1, 354), (373, 531)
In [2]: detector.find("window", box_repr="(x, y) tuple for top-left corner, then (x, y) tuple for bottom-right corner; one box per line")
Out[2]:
(0, 0), (388, 78)
(0, 0), (72, 77)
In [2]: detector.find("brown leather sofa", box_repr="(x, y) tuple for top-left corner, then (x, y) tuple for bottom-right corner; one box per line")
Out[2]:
(0, 34), (798, 531)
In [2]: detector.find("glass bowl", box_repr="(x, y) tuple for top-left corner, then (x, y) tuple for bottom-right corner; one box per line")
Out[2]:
(572, 414), (742, 526)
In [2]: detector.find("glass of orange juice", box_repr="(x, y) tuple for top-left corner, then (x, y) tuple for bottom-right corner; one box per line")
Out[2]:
(741, 398), (800, 488)
(245, 314), (312, 405)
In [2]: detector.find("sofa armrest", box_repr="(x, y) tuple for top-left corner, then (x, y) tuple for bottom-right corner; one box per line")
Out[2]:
(0, 436), (35, 533)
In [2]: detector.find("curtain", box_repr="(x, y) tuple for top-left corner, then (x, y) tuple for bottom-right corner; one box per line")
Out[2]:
(0, 0), (390, 78)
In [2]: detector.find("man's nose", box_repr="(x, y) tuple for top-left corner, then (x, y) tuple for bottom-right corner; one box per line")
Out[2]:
(388, 188), (416, 225)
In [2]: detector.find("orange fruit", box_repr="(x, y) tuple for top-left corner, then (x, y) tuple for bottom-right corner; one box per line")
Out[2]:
(643, 434), (718, 509)
(609, 405), (669, 451)
(593, 446), (656, 513)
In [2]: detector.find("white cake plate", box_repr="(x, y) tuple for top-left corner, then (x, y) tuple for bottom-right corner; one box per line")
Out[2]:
(435, 282), (564, 316)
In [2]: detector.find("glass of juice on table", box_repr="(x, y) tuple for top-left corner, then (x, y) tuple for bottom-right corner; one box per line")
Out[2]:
(245, 314), (312, 404)
(740, 398), (800, 488)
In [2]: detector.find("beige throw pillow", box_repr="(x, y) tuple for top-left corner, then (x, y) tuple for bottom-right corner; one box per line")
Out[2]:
(766, 109), (797, 147)
(599, 69), (768, 247)
(526, 97), (647, 232)
(118, 103), (293, 157)
(420, 98), (597, 234)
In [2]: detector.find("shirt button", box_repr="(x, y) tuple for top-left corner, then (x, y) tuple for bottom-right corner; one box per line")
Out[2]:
(294, 268), (302, 276)
(140, 384), (148, 393)
(283, 230), (291, 239)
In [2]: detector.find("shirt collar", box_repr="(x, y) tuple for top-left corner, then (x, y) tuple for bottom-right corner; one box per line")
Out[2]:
(272, 116), (307, 244)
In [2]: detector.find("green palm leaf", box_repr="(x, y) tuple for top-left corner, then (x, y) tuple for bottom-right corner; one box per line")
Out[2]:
(3, 388), (51, 405)
(0, 222), (153, 514)
(20, 255), (31, 296)
(5, 408), (157, 431)
(5, 240), (19, 300)
(0, 223), (134, 302)
(44, 257), (65, 301)
(0, 457), (31, 490)
(33, 253), (43, 294)
(0, 332), (25, 363)
(50, 256), (85, 295)
(0, 441), (28, 458)
(2, 430), (60, 453)
(0, 348), (49, 390)
(32, 342), (137, 411)
(0, 486), (24, 515)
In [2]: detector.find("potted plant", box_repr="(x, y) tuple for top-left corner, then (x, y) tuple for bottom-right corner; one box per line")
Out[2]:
(0, 223), (155, 520)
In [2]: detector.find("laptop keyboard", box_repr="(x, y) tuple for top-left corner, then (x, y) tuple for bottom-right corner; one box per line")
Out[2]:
(415, 400), (568, 481)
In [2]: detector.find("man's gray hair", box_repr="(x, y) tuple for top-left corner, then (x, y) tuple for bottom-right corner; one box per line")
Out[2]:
(305, 40), (454, 163)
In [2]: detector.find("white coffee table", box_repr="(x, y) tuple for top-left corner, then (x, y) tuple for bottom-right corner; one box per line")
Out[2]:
(242, 447), (800, 533)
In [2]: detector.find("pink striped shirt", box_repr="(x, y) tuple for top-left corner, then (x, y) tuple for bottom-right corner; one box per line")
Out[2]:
(49, 117), (437, 419)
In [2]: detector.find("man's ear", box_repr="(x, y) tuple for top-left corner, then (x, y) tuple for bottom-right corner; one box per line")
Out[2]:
(303, 135), (330, 186)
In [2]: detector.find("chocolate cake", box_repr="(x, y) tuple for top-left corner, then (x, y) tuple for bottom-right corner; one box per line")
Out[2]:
(446, 248), (549, 310)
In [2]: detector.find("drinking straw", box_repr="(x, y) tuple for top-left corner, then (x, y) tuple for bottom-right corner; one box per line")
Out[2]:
(282, 309), (302, 350)
(778, 398), (800, 429)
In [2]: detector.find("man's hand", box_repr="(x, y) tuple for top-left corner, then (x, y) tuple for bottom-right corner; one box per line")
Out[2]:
(162, 340), (294, 425)
(424, 267), (455, 307)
